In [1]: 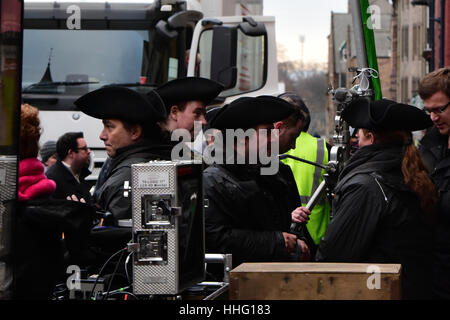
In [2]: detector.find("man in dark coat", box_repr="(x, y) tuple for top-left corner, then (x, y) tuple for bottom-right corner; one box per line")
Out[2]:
(74, 86), (169, 226)
(316, 97), (434, 299)
(46, 131), (92, 204)
(417, 67), (450, 299)
(203, 96), (311, 268)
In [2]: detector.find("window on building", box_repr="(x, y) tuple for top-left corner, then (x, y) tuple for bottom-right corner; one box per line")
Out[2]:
(413, 25), (418, 60)
(402, 25), (409, 61)
(412, 77), (420, 96)
(412, 24), (422, 60)
(401, 77), (409, 103)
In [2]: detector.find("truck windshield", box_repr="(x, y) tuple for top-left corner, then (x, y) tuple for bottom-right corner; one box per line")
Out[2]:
(22, 28), (179, 110)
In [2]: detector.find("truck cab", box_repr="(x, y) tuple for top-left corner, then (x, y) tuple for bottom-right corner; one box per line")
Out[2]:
(22, 0), (279, 180)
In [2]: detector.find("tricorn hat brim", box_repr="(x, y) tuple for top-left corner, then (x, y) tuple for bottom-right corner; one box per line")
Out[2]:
(74, 86), (166, 123)
(342, 97), (433, 132)
(154, 77), (224, 112)
(210, 95), (296, 130)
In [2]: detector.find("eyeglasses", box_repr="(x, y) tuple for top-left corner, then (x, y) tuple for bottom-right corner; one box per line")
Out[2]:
(424, 101), (450, 116)
(76, 146), (90, 151)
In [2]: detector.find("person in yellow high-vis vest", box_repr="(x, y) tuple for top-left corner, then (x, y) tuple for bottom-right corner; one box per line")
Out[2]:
(278, 93), (331, 246)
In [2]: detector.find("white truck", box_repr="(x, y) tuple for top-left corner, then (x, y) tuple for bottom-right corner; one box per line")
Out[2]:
(22, 0), (280, 180)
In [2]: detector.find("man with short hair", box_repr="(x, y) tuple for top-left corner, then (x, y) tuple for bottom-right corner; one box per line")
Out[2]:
(46, 132), (92, 203)
(418, 67), (450, 299)
(279, 93), (331, 249)
(203, 96), (311, 269)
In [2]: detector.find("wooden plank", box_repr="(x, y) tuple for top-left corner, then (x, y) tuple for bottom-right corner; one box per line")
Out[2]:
(229, 263), (402, 300)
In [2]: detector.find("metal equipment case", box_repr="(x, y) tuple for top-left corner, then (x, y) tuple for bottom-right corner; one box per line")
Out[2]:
(131, 160), (205, 295)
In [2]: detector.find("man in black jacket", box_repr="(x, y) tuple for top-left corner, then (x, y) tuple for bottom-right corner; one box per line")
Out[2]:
(46, 132), (92, 203)
(418, 67), (450, 299)
(203, 96), (311, 269)
(74, 86), (169, 227)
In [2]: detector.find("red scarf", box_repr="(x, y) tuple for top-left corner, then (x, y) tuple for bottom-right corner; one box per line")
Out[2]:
(18, 158), (56, 201)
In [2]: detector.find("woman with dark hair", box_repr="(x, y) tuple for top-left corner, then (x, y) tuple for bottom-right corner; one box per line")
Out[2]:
(315, 98), (436, 300)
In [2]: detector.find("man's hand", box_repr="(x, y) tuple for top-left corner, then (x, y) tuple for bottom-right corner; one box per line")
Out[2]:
(297, 239), (311, 261)
(66, 194), (86, 203)
(291, 206), (311, 224)
(282, 232), (298, 254)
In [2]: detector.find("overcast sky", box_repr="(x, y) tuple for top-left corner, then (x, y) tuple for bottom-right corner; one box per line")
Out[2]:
(263, 0), (349, 64)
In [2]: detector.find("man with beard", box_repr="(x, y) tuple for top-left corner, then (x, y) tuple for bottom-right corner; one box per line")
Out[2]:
(46, 132), (93, 204)
(203, 96), (311, 269)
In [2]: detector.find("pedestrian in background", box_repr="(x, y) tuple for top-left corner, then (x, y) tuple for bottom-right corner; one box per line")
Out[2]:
(39, 140), (57, 171)
(279, 92), (331, 247)
(46, 132), (92, 203)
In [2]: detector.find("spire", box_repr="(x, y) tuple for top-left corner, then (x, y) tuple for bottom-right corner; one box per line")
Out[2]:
(39, 48), (53, 83)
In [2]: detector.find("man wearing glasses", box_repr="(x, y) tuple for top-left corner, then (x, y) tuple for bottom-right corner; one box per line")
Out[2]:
(418, 67), (450, 299)
(46, 131), (93, 204)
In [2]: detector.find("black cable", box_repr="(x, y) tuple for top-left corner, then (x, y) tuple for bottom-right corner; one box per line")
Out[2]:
(104, 248), (126, 300)
(89, 247), (127, 300)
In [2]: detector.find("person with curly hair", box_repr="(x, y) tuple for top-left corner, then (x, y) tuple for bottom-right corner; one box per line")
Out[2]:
(14, 104), (95, 300)
(18, 103), (56, 200)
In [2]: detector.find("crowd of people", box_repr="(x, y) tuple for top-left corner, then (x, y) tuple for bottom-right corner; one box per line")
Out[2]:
(13, 66), (450, 300)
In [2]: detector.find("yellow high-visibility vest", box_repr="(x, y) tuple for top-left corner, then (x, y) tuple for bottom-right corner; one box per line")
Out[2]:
(282, 132), (331, 245)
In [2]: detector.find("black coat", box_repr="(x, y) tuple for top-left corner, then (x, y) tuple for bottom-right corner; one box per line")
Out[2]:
(203, 162), (307, 268)
(316, 144), (433, 300)
(13, 198), (95, 300)
(45, 160), (92, 204)
(94, 140), (171, 225)
(419, 127), (450, 299)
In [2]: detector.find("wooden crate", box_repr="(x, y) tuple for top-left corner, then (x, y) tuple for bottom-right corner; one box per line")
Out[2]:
(229, 263), (402, 300)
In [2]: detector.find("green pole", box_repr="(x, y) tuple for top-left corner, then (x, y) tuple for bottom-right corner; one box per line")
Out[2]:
(359, 0), (382, 100)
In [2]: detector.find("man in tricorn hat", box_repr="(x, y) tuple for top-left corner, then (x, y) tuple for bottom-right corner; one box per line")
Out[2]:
(315, 97), (435, 299)
(74, 86), (168, 226)
(154, 77), (224, 142)
(203, 95), (312, 272)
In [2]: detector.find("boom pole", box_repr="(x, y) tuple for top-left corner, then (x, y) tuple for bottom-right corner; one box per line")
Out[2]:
(350, 0), (382, 100)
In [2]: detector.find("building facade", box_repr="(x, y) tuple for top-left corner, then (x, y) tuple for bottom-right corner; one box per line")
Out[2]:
(395, 0), (428, 105)
(326, 0), (393, 140)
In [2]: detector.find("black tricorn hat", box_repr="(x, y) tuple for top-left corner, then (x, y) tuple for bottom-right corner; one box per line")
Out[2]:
(342, 97), (433, 131)
(154, 77), (224, 112)
(74, 86), (166, 123)
(205, 106), (225, 130)
(210, 95), (296, 130)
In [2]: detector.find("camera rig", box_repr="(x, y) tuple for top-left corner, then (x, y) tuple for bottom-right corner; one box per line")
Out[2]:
(284, 66), (379, 234)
